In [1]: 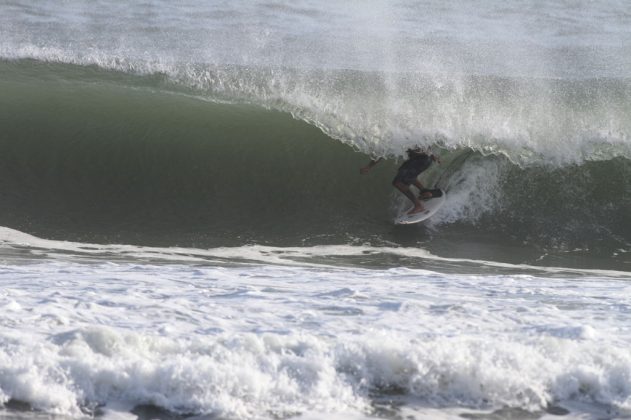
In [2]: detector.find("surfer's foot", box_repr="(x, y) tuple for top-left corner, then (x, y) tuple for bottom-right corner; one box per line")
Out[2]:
(419, 188), (443, 200)
(418, 188), (433, 200)
(407, 204), (425, 215)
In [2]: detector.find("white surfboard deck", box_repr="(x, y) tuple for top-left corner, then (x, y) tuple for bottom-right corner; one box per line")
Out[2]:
(394, 190), (446, 225)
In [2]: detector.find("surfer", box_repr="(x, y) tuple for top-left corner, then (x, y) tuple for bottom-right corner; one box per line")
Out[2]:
(360, 147), (440, 214)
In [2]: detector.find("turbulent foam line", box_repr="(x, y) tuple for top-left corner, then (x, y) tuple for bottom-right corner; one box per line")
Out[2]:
(1, 227), (628, 277)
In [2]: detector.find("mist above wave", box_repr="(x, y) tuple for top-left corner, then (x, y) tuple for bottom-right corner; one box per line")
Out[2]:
(2, 1), (630, 77)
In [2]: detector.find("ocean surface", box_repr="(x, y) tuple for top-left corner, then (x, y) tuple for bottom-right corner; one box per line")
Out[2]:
(1, 1), (631, 419)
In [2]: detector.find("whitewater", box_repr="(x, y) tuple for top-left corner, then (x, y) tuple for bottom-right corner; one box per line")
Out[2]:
(1, 1), (631, 419)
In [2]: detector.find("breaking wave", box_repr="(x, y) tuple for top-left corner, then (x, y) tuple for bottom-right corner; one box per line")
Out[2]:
(0, 59), (630, 266)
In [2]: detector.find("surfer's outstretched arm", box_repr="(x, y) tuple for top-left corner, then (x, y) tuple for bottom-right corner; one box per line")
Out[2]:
(360, 157), (383, 174)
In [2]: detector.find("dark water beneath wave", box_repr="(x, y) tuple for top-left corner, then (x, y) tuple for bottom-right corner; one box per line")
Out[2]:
(1, 60), (630, 270)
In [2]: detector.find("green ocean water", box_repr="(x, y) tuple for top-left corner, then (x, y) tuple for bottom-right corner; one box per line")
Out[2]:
(1, 60), (630, 271)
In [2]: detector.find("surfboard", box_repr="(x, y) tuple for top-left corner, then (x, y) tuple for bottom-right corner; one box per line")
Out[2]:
(394, 190), (446, 225)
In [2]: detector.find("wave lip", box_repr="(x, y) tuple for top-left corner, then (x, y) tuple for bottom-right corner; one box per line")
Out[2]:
(3, 0), (631, 164)
(3, 56), (631, 165)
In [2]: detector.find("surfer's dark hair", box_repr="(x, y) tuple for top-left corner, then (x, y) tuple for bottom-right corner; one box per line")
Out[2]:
(406, 146), (427, 156)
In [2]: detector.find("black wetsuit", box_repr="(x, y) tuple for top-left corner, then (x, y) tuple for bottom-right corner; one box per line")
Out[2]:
(392, 150), (433, 185)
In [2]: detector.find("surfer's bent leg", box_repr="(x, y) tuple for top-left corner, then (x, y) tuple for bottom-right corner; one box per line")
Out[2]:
(393, 180), (424, 214)
(413, 180), (432, 198)
(393, 164), (426, 213)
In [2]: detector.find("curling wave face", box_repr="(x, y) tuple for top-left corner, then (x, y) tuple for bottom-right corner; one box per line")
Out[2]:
(0, 60), (630, 270)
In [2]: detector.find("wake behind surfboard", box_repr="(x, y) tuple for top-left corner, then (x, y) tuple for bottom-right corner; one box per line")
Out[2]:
(394, 189), (446, 225)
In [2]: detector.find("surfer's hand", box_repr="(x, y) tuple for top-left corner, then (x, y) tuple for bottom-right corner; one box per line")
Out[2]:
(361, 158), (382, 174)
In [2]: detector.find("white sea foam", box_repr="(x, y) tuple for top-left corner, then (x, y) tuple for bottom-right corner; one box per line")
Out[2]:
(0, 228), (630, 417)
(0, 256), (630, 418)
(428, 157), (505, 225)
